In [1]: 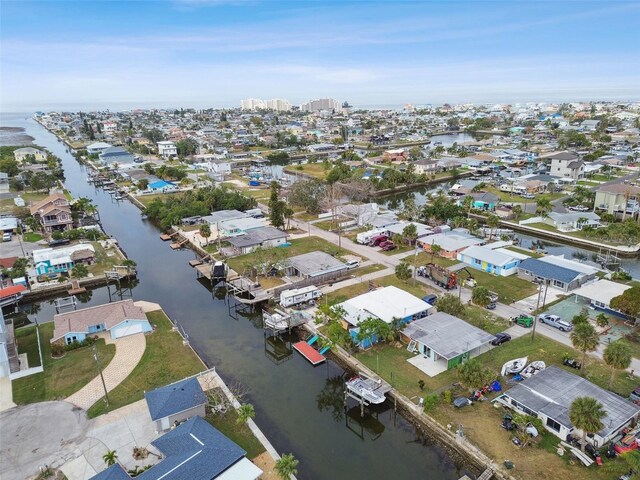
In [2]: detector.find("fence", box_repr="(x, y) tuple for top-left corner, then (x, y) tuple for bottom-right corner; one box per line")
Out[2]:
(273, 269), (352, 297)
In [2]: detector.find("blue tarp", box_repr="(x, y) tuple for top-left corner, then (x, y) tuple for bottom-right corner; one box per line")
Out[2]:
(491, 380), (502, 392)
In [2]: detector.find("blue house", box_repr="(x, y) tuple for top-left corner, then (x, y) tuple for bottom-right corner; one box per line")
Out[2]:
(457, 245), (522, 277)
(148, 180), (178, 192)
(51, 300), (152, 345)
(516, 257), (594, 292)
(469, 192), (500, 211)
(91, 416), (262, 480)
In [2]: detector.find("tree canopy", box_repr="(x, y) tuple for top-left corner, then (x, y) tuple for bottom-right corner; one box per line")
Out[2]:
(610, 286), (640, 320)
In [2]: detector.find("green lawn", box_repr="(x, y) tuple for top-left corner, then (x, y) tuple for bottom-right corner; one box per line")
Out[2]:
(22, 232), (43, 242)
(86, 309), (204, 417)
(413, 252), (537, 303)
(459, 305), (509, 335)
(226, 236), (364, 274)
(483, 187), (566, 204)
(206, 410), (265, 459)
(351, 263), (387, 277)
(86, 241), (126, 276)
(12, 323), (117, 404)
(137, 191), (184, 207)
(325, 274), (436, 305)
(283, 163), (328, 180)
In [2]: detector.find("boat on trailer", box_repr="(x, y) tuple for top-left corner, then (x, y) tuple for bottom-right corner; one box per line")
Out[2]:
(345, 374), (391, 406)
(501, 356), (528, 376)
(520, 361), (545, 378)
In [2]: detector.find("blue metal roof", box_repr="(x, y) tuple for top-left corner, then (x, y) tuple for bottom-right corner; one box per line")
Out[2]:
(90, 465), (130, 480)
(518, 258), (581, 284)
(137, 416), (246, 480)
(145, 377), (206, 421)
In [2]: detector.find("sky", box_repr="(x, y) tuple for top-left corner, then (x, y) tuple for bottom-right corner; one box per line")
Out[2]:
(1, 0), (639, 111)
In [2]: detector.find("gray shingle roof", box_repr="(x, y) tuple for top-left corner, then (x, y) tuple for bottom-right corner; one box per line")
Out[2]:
(227, 226), (287, 248)
(286, 251), (346, 277)
(145, 377), (206, 421)
(504, 366), (640, 437)
(402, 312), (495, 359)
(518, 258), (582, 284)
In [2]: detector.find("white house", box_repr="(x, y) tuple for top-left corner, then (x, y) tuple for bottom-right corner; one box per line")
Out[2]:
(548, 151), (584, 180)
(13, 147), (46, 163)
(573, 279), (633, 319)
(544, 212), (601, 232)
(157, 141), (178, 158)
(86, 142), (112, 155)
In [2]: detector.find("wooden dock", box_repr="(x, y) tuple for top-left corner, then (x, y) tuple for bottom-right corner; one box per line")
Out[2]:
(160, 233), (173, 241)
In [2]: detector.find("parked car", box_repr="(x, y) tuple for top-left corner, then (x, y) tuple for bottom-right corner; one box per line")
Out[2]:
(520, 192), (535, 199)
(369, 235), (388, 247)
(538, 314), (573, 332)
(380, 241), (396, 251)
(422, 294), (438, 306)
(629, 386), (640, 404)
(491, 332), (512, 346)
(486, 302), (497, 310)
(2, 232), (11, 242)
(569, 205), (590, 212)
(345, 259), (360, 269)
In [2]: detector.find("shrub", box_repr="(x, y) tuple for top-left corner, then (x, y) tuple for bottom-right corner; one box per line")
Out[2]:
(51, 343), (66, 357)
(423, 394), (439, 412)
(443, 390), (452, 405)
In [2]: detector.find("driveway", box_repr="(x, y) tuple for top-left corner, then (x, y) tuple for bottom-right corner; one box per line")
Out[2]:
(0, 400), (159, 480)
(0, 236), (44, 257)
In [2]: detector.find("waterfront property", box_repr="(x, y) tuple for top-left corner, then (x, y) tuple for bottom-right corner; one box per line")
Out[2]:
(456, 244), (521, 276)
(33, 243), (96, 276)
(284, 251), (348, 278)
(91, 416), (262, 480)
(402, 312), (496, 376)
(147, 180), (178, 192)
(594, 183), (640, 219)
(543, 211), (601, 232)
(572, 279), (633, 320)
(156, 140), (177, 158)
(29, 192), (73, 233)
(226, 226), (288, 255)
(469, 191), (500, 211)
(516, 257), (595, 292)
(13, 146), (47, 162)
(98, 146), (136, 164)
(86, 142), (112, 155)
(418, 229), (484, 259)
(145, 377), (207, 432)
(50, 299), (151, 345)
(337, 286), (433, 349)
(495, 366), (640, 447)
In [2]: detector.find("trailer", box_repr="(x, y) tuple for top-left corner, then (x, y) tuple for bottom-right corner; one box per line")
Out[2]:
(356, 228), (387, 245)
(416, 263), (457, 289)
(280, 285), (322, 307)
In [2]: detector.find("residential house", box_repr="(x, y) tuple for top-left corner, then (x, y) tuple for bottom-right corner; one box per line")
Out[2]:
(33, 243), (96, 276)
(402, 312), (495, 376)
(145, 377), (207, 432)
(218, 216), (267, 237)
(384, 221), (433, 243)
(99, 146), (136, 165)
(470, 192), (500, 211)
(382, 148), (407, 162)
(336, 286), (433, 349)
(573, 279), (633, 320)
(544, 211), (601, 232)
(495, 366), (640, 447)
(0, 172), (8, 194)
(50, 299), (151, 345)
(86, 142), (113, 155)
(29, 192), (73, 233)
(91, 416), (262, 480)
(457, 245), (521, 276)
(516, 257), (595, 292)
(226, 226), (288, 255)
(580, 119), (601, 132)
(595, 183), (640, 219)
(13, 147), (46, 163)
(548, 151), (584, 180)
(157, 141), (178, 158)
(419, 229), (484, 259)
(414, 158), (441, 175)
(284, 251), (348, 279)
(0, 216), (18, 234)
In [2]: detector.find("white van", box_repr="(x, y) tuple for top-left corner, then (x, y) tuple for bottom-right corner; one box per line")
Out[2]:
(2, 232), (11, 242)
(345, 259), (360, 269)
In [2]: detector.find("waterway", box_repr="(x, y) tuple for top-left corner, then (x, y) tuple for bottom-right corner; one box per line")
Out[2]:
(0, 113), (474, 479)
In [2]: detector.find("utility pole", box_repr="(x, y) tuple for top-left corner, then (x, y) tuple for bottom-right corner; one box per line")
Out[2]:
(93, 343), (109, 406)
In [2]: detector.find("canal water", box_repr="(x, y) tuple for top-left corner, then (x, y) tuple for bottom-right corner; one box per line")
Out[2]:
(0, 113), (474, 479)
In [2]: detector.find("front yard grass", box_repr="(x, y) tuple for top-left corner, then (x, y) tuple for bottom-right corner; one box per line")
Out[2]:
(22, 232), (43, 242)
(12, 323), (116, 404)
(86, 309), (204, 418)
(226, 236), (365, 274)
(325, 274), (437, 305)
(283, 163), (328, 180)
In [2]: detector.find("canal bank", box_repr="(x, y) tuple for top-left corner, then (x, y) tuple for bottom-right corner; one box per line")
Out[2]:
(4, 113), (476, 480)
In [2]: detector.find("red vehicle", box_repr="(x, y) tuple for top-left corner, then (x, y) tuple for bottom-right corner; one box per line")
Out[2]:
(380, 241), (396, 251)
(369, 235), (389, 247)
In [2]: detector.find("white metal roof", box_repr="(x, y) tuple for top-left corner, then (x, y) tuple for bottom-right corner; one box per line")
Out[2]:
(458, 245), (518, 267)
(33, 243), (96, 266)
(338, 286), (432, 325)
(538, 255), (599, 275)
(573, 279), (632, 306)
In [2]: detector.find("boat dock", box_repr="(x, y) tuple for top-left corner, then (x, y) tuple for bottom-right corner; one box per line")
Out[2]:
(345, 374), (391, 406)
(226, 277), (271, 304)
(262, 309), (308, 334)
(293, 335), (328, 365)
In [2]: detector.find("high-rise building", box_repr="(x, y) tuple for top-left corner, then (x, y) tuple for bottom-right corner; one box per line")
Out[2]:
(240, 98), (291, 111)
(300, 98), (341, 112)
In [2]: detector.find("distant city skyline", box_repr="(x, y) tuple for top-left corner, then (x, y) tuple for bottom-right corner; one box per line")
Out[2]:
(1, 1), (639, 112)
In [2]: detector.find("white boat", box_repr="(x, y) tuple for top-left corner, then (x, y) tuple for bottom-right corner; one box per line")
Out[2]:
(263, 309), (291, 331)
(501, 356), (528, 376)
(345, 374), (391, 406)
(520, 361), (546, 378)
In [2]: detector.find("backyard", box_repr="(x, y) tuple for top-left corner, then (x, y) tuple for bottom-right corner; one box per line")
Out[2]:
(325, 274), (437, 305)
(12, 323), (116, 404)
(86, 309), (204, 417)
(206, 408), (265, 459)
(86, 241), (127, 276)
(283, 163), (328, 180)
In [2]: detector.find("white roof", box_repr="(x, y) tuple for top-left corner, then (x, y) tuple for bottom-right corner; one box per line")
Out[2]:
(280, 285), (319, 297)
(215, 457), (262, 480)
(33, 243), (95, 266)
(337, 286), (432, 325)
(538, 255), (599, 275)
(573, 279), (632, 306)
(385, 221), (433, 238)
(493, 247), (530, 261)
(458, 245), (518, 267)
(420, 231), (483, 252)
(86, 142), (112, 149)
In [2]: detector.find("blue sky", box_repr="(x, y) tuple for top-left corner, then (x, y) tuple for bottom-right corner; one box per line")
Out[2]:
(1, 0), (639, 111)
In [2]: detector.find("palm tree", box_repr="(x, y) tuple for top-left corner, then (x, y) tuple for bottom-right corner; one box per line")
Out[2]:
(536, 197), (552, 217)
(395, 262), (412, 281)
(570, 322), (599, 373)
(199, 223), (211, 245)
(462, 195), (474, 214)
(236, 403), (256, 425)
(512, 204), (523, 220)
(603, 340), (632, 389)
(486, 214), (500, 240)
(430, 243), (442, 263)
(569, 396), (606, 452)
(275, 453), (299, 479)
(102, 450), (118, 466)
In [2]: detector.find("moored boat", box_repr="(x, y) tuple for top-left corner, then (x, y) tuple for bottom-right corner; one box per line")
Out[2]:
(345, 374), (391, 406)
(500, 356), (528, 376)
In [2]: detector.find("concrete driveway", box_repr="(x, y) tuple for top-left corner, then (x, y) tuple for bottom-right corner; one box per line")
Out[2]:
(0, 400), (159, 480)
(0, 236), (44, 257)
